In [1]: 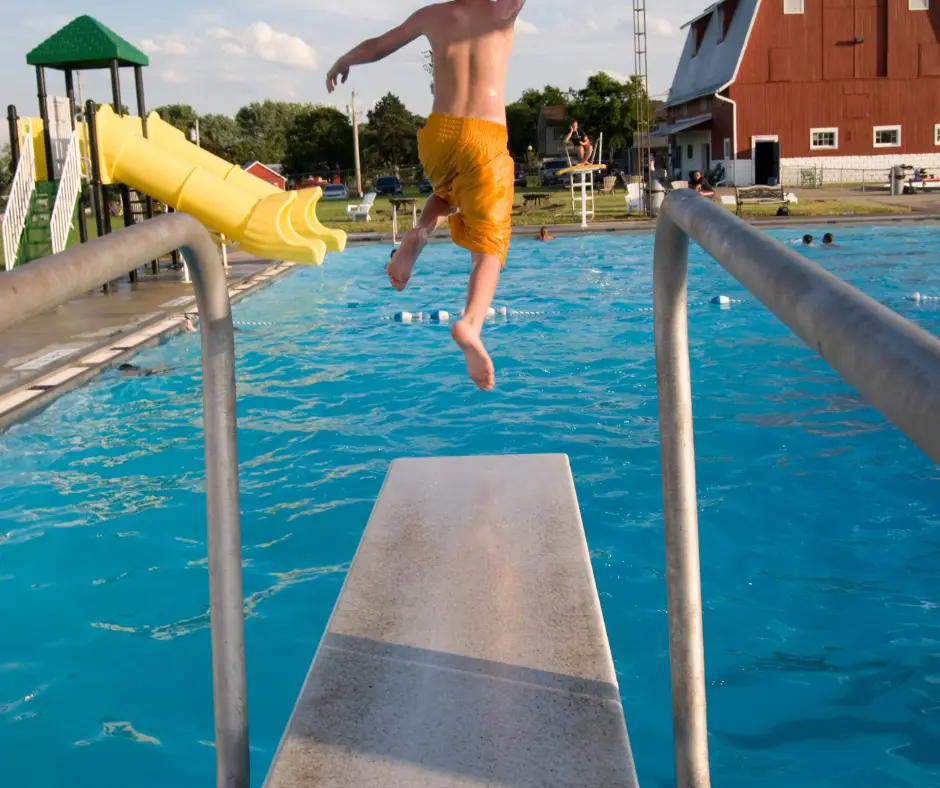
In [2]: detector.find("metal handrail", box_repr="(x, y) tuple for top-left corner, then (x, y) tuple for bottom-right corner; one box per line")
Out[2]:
(653, 189), (940, 788)
(0, 213), (249, 788)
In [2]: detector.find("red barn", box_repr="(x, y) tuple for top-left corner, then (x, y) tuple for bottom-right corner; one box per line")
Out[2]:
(656, 0), (940, 185)
(241, 161), (286, 190)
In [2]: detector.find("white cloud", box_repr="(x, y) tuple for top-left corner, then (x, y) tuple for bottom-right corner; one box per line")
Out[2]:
(160, 69), (189, 85)
(515, 18), (538, 36)
(141, 35), (197, 56)
(600, 69), (632, 83)
(208, 22), (318, 70)
(648, 17), (680, 39)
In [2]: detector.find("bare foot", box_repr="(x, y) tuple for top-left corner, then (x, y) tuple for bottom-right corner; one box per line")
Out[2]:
(386, 228), (428, 291)
(450, 320), (495, 391)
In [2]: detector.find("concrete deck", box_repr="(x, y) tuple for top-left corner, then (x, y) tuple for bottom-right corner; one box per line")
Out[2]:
(0, 253), (295, 429)
(264, 454), (637, 788)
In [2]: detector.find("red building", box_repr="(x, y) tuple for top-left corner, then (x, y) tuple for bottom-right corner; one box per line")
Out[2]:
(241, 161), (286, 190)
(656, 0), (940, 185)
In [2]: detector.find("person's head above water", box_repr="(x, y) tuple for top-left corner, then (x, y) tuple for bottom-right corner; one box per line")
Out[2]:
(822, 233), (834, 245)
(539, 226), (548, 238)
(802, 234), (813, 245)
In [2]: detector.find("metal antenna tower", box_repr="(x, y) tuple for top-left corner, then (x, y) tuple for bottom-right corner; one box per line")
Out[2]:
(632, 0), (652, 214)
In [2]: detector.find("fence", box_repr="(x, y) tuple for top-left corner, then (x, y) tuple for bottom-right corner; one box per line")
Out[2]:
(777, 165), (892, 191)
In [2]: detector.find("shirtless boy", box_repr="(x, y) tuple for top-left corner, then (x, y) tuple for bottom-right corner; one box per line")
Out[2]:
(326, 0), (527, 391)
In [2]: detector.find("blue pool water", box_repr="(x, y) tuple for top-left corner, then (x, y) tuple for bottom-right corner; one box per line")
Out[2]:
(2, 226), (940, 787)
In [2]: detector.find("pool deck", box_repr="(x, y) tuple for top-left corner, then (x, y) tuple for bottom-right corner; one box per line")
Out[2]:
(264, 454), (638, 788)
(0, 252), (293, 430)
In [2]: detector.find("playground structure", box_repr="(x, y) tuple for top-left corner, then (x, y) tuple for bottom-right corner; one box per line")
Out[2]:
(2, 15), (343, 277)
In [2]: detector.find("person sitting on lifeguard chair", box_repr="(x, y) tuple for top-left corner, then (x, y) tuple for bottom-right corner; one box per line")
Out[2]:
(565, 120), (593, 164)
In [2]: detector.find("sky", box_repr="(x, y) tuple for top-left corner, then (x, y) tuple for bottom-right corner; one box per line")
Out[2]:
(0, 0), (707, 145)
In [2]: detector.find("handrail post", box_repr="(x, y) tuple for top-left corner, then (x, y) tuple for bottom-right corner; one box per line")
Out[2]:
(652, 211), (711, 788)
(0, 214), (249, 788)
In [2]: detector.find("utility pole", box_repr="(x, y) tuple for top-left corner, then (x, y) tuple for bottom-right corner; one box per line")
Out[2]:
(632, 0), (652, 215)
(350, 91), (363, 197)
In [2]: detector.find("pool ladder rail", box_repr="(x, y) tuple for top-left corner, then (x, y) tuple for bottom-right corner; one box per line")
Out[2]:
(2, 196), (940, 788)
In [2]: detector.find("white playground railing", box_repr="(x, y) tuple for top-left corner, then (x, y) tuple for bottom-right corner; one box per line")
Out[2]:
(2, 121), (37, 270)
(50, 129), (82, 254)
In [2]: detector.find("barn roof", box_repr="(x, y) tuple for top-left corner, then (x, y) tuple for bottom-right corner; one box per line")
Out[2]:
(664, 0), (760, 108)
(241, 161), (286, 179)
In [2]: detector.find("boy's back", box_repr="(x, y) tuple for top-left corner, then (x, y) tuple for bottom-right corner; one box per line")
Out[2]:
(423, 0), (519, 123)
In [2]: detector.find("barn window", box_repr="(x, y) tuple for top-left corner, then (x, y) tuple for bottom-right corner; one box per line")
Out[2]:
(810, 128), (839, 150)
(934, 124), (940, 145)
(873, 125), (901, 147)
(700, 97), (711, 112)
(687, 144), (694, 160)
(718, 0), (738, 43)
(724, 138), (732, 158)
(783, 0), (804, 13)
(692, 17), (709, 56)
(909, 0), (929, 10)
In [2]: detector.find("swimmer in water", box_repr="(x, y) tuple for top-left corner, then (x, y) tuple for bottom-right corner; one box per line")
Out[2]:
(536, 226), (554, 242)
(822, 233), (836, 246)
(328, 0), (528, 390)
(118, 363), (172, 377)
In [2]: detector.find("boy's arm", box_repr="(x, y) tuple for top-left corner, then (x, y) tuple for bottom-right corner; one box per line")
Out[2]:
(326, 10), (428, 93)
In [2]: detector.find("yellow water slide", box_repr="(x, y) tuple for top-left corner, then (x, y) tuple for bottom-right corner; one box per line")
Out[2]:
(93, 105), (345, 264)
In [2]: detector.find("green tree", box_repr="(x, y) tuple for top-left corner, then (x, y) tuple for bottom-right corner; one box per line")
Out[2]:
(199, 114), (240, 160)
(235, 101), (311, 164)
(0, 143), (11, 199)
(364, 93), (422, 168)
(283, 106), (354, 175)
(518, 86), (567, 111)
(505, 102), (538, 158)
(153, 104), (199, 133)
(566, 72), (647, 154)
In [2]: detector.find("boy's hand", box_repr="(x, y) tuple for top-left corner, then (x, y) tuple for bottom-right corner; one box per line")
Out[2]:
(326, 60), (349, 93)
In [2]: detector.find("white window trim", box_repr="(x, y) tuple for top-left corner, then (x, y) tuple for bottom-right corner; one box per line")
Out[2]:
(935, 123), (940, 146)
(873, 125), (902, 148)
(810, 127), (839, 150)
(909, 0), (929, 11)
(783, 0), (805, 14)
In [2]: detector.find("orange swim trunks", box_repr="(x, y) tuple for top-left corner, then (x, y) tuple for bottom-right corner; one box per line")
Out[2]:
(417, 113), (514, 265)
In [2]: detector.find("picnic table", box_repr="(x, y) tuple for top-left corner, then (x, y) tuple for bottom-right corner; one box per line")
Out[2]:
(521, 193), (552, 209)
(389, 197), (419, 244)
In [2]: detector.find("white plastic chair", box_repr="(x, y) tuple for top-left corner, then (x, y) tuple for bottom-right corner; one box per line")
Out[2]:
(346, 192), (376, 221)
(625, 182), (642, 213)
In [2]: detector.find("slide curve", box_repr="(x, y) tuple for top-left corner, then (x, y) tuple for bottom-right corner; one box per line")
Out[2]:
(93, 105), (345, 265)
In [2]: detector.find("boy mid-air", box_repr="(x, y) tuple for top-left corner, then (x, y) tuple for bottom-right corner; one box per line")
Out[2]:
(326, 0), (528, 391)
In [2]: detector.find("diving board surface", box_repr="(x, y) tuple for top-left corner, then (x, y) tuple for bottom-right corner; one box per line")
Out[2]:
(264, 453), (637, 788)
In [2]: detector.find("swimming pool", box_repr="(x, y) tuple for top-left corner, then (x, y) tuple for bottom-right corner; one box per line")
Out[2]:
(2, 225), (939, 788)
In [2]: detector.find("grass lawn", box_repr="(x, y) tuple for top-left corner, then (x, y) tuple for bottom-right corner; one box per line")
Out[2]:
(733, 199), (910, 218)
(1, 190), (912, 269)
(316, 187), (911, 235)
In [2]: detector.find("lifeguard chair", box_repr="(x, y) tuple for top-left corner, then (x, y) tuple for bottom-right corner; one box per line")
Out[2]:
(558, 132), (605, 228)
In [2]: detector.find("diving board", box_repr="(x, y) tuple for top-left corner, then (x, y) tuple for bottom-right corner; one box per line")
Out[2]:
(264, 453), (638, 788)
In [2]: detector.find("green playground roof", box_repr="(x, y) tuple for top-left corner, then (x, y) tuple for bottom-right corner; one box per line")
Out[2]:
(26, 15), (149, 70)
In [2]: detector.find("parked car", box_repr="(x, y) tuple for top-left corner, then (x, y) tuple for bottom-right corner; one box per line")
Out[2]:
(514, 165), (527, 187)
(322, 183), (348, 200)
(374, 176), (404, 196)
(540, 159), (569, 187)
(418, 176), (433, 194)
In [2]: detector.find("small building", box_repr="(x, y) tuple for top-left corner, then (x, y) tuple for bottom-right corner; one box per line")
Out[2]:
(657, 0), (940, 186)
(537, 106), (569, 158)
(241, 162), (286, 190)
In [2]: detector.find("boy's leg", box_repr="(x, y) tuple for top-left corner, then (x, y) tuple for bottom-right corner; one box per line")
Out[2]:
(450, 252), (500, 391)
(387, 194), (455, 290)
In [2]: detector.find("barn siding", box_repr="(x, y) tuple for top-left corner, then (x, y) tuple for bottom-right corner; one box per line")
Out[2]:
(732, 0), (940, 160)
